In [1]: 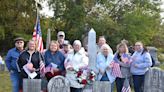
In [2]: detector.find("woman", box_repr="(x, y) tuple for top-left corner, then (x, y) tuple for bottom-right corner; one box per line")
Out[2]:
(96, 44), (115, 92)
(17, 40), (45, 87)
(44, 40), (65, 81)
(65, 40), (88, 92)
(131, 41), (152, 92)
(59, 40), (73, 58)
(113, 43), (131, 92)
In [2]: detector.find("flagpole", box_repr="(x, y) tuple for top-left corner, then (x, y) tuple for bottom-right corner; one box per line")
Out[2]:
(35, 0), (39, 26)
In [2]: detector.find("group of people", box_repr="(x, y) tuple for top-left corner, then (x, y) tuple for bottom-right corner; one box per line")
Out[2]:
(5, 31), (152, 92)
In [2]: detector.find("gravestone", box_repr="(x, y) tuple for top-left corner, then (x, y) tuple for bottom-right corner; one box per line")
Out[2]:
(83, 81), (111, 92)
(88, 28), (97, 70)
(144, 67), (164, 92)
(147, 46), (160, 66)
(82, 28), (111, 92)
(23, 79), (41, 92)
(47, 76), (70, 92)
(0, 64), (5, 71)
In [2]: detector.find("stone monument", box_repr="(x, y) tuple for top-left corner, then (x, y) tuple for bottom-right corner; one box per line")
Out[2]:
(147, 46), (160, 66)
(144, 67), (164, 92)
(47, 76), (70, 92)
(83, 28), (111, 92)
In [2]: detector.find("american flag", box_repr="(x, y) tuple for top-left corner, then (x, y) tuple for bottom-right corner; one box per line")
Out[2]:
(39, 54), (45, 76)
(32, 15), (44, 52)
(111, 62), (122, 78)
(122, 78), (131, 92)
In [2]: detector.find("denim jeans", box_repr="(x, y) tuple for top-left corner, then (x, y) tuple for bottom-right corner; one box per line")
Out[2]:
(100, 72), (114, 92)
(133, 75), (145, 92)
(10, 71), (21, 92)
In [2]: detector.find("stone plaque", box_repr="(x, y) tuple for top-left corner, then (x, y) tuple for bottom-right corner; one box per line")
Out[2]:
(144, 68), (164, 92)
(47, 76), (70, 92)
(23, 79), (41, 92)
(0, 64), (5, 71)
(83, 81), (111, 92)
(147, 47), (160, 66)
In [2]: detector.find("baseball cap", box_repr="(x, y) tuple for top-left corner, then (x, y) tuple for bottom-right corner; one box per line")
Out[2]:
(63, 40), (70, 46)
(14, 37), (25, 42)
(57, 31), (65, 37)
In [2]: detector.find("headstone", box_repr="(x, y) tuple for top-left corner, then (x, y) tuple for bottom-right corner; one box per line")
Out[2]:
(93, 81), (111, 92)
(88, 28), (97, 70)
(144, 67), (164, 92)
(47, 76), (70, 92)
(84, 29), (111, 92)
(0, 64), (5, 71)
(23, 79), (41, 92)
(147, 46), (160, 66)
(83, 81), (111, 92)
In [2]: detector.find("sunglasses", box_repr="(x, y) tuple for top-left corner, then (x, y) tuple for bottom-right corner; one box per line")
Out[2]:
(16, 41), (24, 44)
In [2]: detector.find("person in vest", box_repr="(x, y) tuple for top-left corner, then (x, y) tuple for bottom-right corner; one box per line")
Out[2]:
(65, 40), (88, 92)
(131, 41), (152, 92)
(5, 37), (25, 92)
(113, 43), (131, 92)
(17, 40), (45, 88)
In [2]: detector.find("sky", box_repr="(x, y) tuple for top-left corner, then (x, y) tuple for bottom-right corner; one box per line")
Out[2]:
(40, 0), (164, 19)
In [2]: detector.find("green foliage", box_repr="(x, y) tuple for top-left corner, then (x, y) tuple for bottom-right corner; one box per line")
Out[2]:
(47, 0), (162, 50)
(0, 0), (163, 53)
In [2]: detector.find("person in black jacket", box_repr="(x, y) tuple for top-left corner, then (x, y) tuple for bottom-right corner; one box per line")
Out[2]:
(17, 40), (45, 87)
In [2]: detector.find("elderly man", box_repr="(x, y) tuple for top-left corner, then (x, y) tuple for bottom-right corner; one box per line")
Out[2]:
(5, 37), (25, 92)
(57, 31), (66, 49)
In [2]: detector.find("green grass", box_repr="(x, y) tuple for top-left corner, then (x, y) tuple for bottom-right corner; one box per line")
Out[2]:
(0, 71), (11, 92)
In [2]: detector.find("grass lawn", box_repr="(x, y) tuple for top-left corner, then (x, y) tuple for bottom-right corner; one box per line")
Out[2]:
(0, 71), (11, 92)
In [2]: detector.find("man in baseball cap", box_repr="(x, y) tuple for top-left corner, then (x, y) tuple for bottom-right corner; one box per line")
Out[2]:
(5, 37), (25, 92)
(57, 31), (65, 49)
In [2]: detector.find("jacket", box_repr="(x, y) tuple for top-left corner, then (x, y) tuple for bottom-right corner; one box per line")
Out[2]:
(130, 51), (152, 75)
(96, 52), (116, 83)
(113, 53), (131, 78)
(65, 48), (88, 88)
(5, 48), (23, 72)
(17, 50), (44, 79)
(44, 50), (65, 79)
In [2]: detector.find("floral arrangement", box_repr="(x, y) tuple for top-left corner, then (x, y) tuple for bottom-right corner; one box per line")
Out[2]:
(75, 68), (96, 86)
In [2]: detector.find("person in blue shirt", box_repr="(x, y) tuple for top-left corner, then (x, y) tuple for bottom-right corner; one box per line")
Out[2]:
(131, 42), (152, 92)
(5, 37), (25, 92)
(44, 40), (65, 81)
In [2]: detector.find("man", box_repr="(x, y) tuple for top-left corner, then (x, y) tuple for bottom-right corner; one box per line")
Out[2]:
(57, 31), (65, 49)
(97, 36), (113, 54)
(5, 37), (25, 92)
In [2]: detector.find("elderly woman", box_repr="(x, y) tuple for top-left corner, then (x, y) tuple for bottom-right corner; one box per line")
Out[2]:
(65, 40), (88, 92)
(131, 41), (152, 92)
(96, 44), (115, 92)
(17, 40), (45, 88)
(113, 43), (131, 92)
(44, 40), (65, 81)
